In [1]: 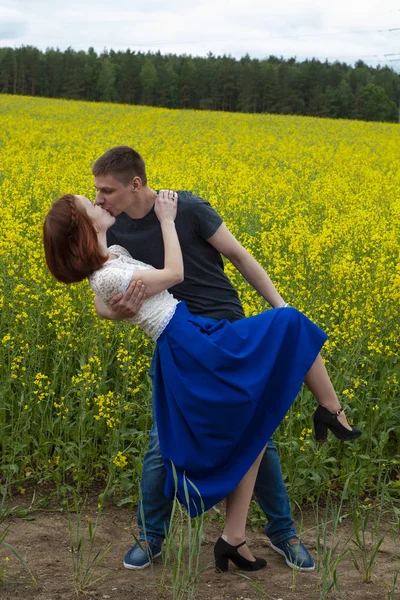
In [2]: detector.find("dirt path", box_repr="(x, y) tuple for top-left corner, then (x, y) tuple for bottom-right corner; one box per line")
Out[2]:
(0, 504), (398, 600)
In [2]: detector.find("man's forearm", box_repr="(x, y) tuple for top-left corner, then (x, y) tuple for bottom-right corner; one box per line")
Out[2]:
(230, 249), (286, 308)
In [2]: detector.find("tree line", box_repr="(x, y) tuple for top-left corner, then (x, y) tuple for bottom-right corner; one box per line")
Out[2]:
(0, 45), (399, 122)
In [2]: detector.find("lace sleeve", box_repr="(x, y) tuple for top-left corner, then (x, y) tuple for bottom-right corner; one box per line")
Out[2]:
(109, 245), (132, 258)
(90, 265), (137, 305)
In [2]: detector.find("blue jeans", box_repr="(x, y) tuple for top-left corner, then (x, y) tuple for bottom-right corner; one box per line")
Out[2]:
(138, 356), (296, 545)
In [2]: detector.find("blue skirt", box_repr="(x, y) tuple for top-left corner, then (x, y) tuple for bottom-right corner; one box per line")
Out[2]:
(153, 302), (327, 517)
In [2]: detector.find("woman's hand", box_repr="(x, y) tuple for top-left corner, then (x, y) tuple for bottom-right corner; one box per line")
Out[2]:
(155, 190), (178, 223)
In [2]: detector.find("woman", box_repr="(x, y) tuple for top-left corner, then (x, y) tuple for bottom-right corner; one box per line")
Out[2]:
(43, 190), (361, 572)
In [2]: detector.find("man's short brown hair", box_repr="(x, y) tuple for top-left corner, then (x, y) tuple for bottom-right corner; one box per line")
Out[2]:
(92, 146), (147, 185)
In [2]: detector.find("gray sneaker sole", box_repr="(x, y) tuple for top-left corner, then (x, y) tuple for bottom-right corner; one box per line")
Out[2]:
(270, 542), (315, 571)
(123, 551), (162, 570)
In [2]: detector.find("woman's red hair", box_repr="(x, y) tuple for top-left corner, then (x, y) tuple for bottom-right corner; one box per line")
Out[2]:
(43, 194), (107, 284)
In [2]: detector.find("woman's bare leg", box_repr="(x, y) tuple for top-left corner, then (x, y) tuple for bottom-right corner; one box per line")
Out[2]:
(221, 446), (266, 561)
(219, 353), (351, 561)
(304, 354), (351, 430)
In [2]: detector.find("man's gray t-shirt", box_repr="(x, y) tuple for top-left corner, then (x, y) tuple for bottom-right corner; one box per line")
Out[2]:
(106, 191), (245, 322)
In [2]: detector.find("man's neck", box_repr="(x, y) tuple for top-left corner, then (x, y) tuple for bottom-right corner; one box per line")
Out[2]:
(125, 186), (157, 219)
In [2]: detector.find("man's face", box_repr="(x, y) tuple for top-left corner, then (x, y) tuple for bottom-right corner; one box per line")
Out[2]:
(94, 174), (132, 217)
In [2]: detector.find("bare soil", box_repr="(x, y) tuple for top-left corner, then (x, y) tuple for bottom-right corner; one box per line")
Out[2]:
(0, 502), (399, 600)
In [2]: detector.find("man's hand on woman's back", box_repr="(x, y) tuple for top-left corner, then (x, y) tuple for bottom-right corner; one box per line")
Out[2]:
(94, 279), (146, 320)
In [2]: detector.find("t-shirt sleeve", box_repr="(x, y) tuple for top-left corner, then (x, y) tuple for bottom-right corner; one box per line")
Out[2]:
(90, 265), (137, 305)
(191, 196), (223, 240)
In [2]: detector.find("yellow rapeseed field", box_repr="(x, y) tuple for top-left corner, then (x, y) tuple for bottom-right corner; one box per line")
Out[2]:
(0, 94), (399, 504)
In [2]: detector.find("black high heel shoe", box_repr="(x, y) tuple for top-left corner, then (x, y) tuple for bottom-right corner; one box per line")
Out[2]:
(314, 406), (362, 442)
(214, 537), (267, 572)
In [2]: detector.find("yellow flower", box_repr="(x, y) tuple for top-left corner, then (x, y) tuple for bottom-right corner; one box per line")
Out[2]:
(1, 94), (398, 496)
(113, 451), (128, 468)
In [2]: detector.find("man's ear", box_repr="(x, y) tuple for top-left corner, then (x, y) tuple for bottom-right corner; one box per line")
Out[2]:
(131, 175), (142, 192)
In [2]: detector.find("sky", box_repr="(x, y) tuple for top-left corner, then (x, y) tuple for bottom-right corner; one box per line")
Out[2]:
(1, 0), (400, 69)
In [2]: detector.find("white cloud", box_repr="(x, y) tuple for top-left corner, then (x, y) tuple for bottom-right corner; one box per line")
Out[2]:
(0, 6), (27, 40)
(0, 0), (399, 68)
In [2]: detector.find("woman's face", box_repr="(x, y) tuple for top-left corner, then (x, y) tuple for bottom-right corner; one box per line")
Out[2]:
(75, 195), (115, 232)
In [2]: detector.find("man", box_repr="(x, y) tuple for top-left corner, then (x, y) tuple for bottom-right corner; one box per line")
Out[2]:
(93, 146), (315, 572)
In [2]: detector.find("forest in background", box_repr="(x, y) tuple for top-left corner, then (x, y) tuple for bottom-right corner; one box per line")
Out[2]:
(0, 45), (399, 122)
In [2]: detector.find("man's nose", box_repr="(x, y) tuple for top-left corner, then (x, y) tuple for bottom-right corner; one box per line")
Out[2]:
(95, 192), (103, 205)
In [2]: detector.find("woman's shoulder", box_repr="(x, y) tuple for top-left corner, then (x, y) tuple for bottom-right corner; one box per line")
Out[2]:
(108, 244), (131, 258)
(89, 256), (124, 283)
(108, 245), (153, 270)
(88, 259), (133, 300)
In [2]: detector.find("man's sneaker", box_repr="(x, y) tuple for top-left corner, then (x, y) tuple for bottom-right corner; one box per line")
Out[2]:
(270, 538), (315, 571)
(123, 539), (163, 570)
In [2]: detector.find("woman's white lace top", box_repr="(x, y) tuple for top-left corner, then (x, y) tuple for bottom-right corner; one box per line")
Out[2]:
(89, 245), (179, 341)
